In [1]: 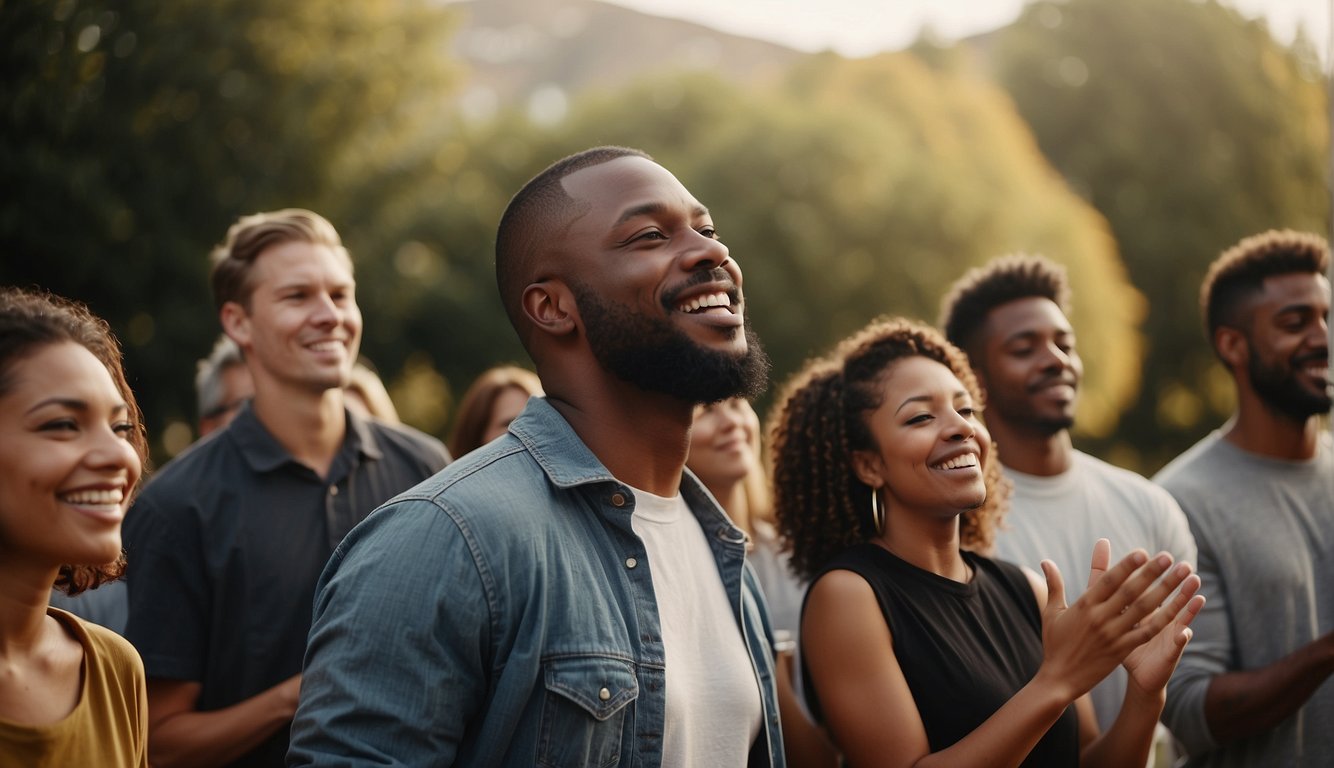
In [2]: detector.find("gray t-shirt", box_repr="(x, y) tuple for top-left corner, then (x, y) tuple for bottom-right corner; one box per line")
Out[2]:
(1156, 431), (1334, 767)
(995, 450), (1198, 732)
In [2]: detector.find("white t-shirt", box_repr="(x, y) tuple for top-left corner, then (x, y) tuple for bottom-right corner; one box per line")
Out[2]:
(630, 487), (762, 768)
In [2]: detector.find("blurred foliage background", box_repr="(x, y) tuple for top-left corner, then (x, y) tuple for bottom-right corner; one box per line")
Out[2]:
(2, 0), (1327, 470)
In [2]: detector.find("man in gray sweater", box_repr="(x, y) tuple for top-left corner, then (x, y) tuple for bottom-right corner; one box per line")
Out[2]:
(1156, 229), (1333, 767)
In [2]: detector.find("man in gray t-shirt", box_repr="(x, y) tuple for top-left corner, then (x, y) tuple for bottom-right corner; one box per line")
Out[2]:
(1155, 229), (1333, 768)
(940, 255), (1197, 741)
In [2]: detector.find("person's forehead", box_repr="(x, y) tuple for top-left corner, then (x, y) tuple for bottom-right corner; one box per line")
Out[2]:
(884, 355), (957, 384)
(252, 241), (352, 285)
(985, 296), (1072, 342)
(560, 156), (701, 221)
(1257, 271), (1330, 308)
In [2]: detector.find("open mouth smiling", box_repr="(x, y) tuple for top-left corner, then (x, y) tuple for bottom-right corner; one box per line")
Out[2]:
(931, 453), (979, 471)
(1296, 355), (1329, 383)
(60, 487), (126, 506)
(676, 291), (733, 314)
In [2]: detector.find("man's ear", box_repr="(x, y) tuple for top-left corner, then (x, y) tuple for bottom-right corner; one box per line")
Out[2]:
(522, 280), (577, 338)
(850, 449), (885, 490)
(219, 301), (251, 350)
(1214, 326), (1248, 370)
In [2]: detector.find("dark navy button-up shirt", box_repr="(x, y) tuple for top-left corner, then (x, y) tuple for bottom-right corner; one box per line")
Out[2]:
(124, 403), (449, 767)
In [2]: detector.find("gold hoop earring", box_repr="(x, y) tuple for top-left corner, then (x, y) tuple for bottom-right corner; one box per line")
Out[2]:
(870, 487), (885, 537)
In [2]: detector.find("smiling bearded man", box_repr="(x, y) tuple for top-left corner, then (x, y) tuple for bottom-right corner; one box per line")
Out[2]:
(1156, 230), (1333, 768)
(289, 147), (786, 768)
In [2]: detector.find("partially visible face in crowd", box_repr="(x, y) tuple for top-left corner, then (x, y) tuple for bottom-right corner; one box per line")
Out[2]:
(976, 297), (1082, 435)
(482, 385), (534, 445)
(687, 397), (760, 492)
(854, 356), (992, 520)
(556, 156), (769, 404)
(1239, 271), (1331, 419)
(0, 341), (142, 571)
(226, 240), (363, 397)
(199, 361), (254, 437)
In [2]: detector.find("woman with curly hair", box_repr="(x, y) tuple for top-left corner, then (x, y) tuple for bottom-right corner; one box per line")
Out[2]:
(0, 287), (148, 766)
(769, 317), (1202, 767)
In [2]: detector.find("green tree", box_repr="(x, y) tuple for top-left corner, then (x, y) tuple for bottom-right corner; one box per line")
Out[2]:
(982, 0), (1328, 469)
(1, 0), (458, 456)
(407, 59), (1144, 435)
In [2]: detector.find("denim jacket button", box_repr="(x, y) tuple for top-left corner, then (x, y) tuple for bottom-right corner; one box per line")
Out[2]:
(625, 557), (637, 569)
(610, 492), (627, 507)
(599, 687), (611, 701)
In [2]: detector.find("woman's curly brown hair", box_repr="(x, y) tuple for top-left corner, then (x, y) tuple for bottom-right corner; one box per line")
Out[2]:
(0, 287), (149, 595)
(768, 317), (1009, 581)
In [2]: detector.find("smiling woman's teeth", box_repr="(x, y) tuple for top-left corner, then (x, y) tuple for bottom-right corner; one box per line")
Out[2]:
(61, 489), (125, 505)
(932, 455), (978, 471)
(678, 292), (731, 313)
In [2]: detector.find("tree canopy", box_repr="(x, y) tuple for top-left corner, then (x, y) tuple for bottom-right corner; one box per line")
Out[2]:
(392, 55), (1143, 436)
(5, 0), (1320, 469)
(981, 0), (1328, 468)
(2, 0), (458, 453)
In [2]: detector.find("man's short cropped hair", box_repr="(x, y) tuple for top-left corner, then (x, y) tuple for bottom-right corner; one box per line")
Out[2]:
(210, 208), (349, 310)
(1201, 229), (1329, 343)
(939, 254), (1072, 356)
(494, 146), (651, 334)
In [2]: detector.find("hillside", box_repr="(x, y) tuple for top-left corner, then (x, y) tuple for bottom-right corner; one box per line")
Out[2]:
(449, 0), (808, 117)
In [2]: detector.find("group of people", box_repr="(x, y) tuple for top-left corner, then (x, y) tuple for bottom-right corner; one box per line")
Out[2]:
(1, 147), (1329, 768)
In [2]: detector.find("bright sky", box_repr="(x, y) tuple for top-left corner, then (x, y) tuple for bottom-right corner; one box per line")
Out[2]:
(602, 0), (1330, 58)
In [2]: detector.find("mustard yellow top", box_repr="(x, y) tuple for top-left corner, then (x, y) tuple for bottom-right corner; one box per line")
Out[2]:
(0, 607), (148, 767)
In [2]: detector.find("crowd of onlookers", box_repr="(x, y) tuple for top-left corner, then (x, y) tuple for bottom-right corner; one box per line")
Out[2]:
(1, 146), (1329, 768)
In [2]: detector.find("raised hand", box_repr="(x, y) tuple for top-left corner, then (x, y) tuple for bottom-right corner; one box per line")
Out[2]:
(1123, 571), (1204, 695)
(1084, 539), (1206, 695)
(1036, 543), (1193, 701)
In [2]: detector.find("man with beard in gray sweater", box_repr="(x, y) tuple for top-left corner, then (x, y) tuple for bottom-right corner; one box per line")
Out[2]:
(1156, 230), (1333, 767)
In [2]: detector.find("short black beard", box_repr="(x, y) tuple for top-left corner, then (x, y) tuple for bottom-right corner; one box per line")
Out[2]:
(571, 281), (770, 404)
(1248, 345), (1332, 421)
(1032, 412), (1076, 436)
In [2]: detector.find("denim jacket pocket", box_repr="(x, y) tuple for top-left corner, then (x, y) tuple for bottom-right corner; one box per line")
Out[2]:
(536, 655), (638, 768)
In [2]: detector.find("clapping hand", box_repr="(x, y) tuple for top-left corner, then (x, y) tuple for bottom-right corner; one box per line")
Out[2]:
(1084, 539), (1205, 695)
(1037, 540), (1197, 700)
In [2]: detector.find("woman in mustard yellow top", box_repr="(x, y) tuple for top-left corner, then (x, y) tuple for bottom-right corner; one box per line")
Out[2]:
(0, 288), (148, 767)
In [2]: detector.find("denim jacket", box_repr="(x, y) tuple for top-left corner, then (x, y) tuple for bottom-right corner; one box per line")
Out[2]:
(289, 397), (786, 767)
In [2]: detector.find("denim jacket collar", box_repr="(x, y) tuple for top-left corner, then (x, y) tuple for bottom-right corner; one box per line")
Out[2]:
(507, 397), (749, 546)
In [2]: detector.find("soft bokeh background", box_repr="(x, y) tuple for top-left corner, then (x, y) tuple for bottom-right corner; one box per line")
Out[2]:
(3, 0), (1328, 470)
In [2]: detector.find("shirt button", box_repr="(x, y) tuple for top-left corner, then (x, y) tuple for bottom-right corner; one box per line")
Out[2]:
(625, 557), (637, 569)
(599, 687), (611, 701)
(610, 492), (626, 507)
(329, 486), (339, 496)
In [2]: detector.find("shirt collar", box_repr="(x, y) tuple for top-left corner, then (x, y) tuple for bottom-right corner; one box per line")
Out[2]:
(507, 397), (618, 489)
(508, 397), (732, 513)
(225, 400), (383, 473)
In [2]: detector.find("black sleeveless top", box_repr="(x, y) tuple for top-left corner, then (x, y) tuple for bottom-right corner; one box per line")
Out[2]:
(802, 544), (1080, 767)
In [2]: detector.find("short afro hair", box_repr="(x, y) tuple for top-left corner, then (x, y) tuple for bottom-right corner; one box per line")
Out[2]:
(939, 254), (1072, 358)
(1201, 229), (1329, 348)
